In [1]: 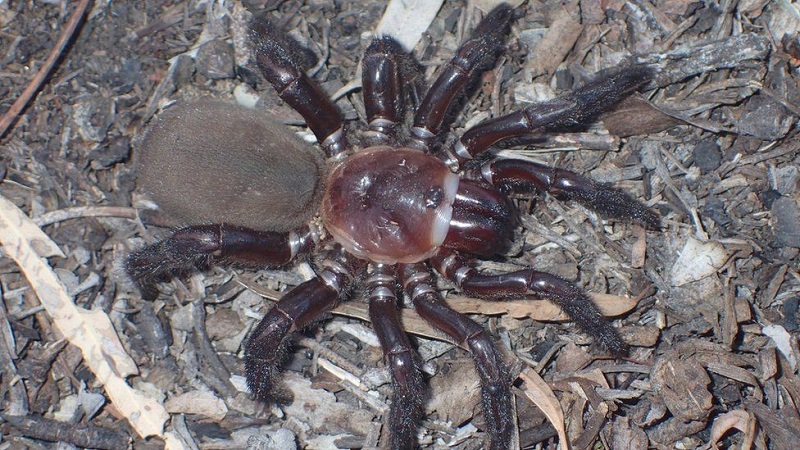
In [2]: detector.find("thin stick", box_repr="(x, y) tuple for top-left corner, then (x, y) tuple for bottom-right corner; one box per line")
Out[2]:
(0, 0), (93, 139)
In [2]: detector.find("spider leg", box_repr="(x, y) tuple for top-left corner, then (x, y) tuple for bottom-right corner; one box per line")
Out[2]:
(451, 65), (653, 163)
(362, 37), (424, 144)
(400, 263), (513, 450)
(477, 158), (660, 228)
(246, 248), (362, 399)
(365, 264), (425, 448)
(126, 224), (316, 301)
(249, 16), (347, 156)
(433, 251), (629, 356)
(411, 4), (514, 150)
(443, 179), (518, 258)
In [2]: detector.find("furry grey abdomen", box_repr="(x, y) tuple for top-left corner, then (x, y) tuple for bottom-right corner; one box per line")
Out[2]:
(136, 100), (325, 232)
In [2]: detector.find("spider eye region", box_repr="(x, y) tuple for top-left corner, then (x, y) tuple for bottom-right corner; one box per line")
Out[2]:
(424, 187), (445, 208)
(321, 147), (459, 264)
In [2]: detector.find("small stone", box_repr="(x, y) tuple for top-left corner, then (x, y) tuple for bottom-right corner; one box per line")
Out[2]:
(761, 189), (782, 209)
(773, 165), (800, 196)
(72, 96), (115, 142)
(196, 39), (235, 80)
(737, 94), (793, 140)
(247, 429), (297, 450)
(692, 139), (721, 174)
(772, 196), (800, 248)
(90, 136), (131, 169)
(206, 307), (244, 341)
(703, 197), (731, 232)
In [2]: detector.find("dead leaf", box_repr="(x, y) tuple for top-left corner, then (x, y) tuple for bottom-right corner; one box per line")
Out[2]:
(671, 236), (730, 286)
(374, 0), (444, 50)
(519, 367), (571, 450)
(709, 410), (755, 450)
(165, 390), (228, 421)
(603, 96), (683, 137)
(526, 6), (582, 78)
(448, 292), (638, 320)
(0, 194), (169, 439)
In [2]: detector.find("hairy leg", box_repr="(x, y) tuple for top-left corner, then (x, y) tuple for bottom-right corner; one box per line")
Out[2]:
(400, 263), (513, 449)
(479, 158), (660, 228)
(433, 251), (629, 356)
(411, 4), (514, 150)
(452, 65), (653, 162)
(365, 264), (425, 448)
(362, 36), (424, 144)
(250, 15), (347, 155)
(246, 249), (362, 398)
(126, 224), (315, 300)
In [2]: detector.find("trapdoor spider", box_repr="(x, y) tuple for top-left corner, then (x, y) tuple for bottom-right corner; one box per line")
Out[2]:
(127, 3), (658, 448)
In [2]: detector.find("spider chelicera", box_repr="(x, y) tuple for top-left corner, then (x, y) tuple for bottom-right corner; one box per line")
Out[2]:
(126, 3), (658, 448)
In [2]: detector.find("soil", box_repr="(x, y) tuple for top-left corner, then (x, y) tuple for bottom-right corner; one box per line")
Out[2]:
(1, 0), (798, 449)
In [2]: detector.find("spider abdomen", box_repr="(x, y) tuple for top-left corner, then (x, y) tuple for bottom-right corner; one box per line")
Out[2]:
(136, 100), (326, 232)
(321, 147), (459, 264)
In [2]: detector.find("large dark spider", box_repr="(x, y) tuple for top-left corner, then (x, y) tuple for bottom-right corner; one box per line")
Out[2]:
(126, 3), (658, 449)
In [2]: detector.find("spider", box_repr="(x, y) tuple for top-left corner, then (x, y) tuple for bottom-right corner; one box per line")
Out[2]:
(126, 3), (658, 448)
